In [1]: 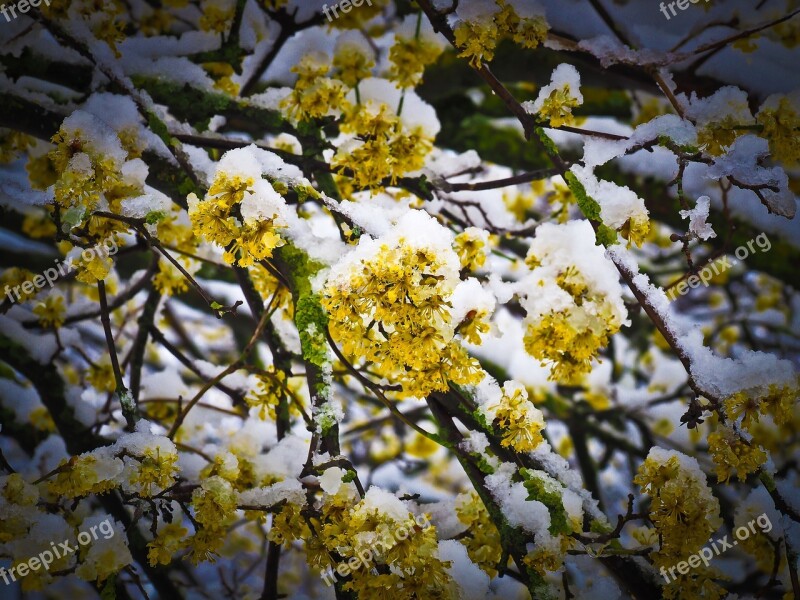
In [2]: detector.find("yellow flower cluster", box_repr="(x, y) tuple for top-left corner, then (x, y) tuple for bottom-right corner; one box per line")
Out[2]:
(49, 454), (121, 498)
(188, 171), (286, 268)
(153, 255), (199, 296)
(635, 450), (724, 599)
(491, 381), (545, 453)
(323, 235), (483, 399)
(126, 446), (180, 497)
(246, 366), (287, 420)
(0, 129), (33, 163)
(203, 62), (240, 96)
(147, 523), (189, 566)
(50, 125), (124, 212)
(333, 92), (434, 190)
(523, 265), (622, 384)
(333, 37), (375, 87)
(278, 486), (451, 598)
(453, 228), (488, 272)
(691, 89), (754, 156)
(63, 0), (127, 56)
(1, 474), (39, 541)
(387, 18), (444, 88)
(725, 382), (798, 430)
(454, 491), (503, 577)
(537, 86), (582, 128)
(453, 0), (548, 67)
(707, 428), (767, 483)
(199, 0), (234, 33)
(757, 93), (800, 165)
(33, 295), (66, 328)
(188, 476), (239, 563)
(282, 54), (350, 122)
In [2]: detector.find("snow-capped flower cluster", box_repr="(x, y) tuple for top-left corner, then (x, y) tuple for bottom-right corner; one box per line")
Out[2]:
(520, 220), (627, 384)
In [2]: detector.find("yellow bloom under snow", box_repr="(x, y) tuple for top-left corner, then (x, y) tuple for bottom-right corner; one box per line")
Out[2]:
(524, 63), (583, 128)
(322, 212), (483, 399)
(332, 85), (436, 190)
(188, 165), (286, 267)
(725, 382), (798, 431)
(521, 221), (626, 385)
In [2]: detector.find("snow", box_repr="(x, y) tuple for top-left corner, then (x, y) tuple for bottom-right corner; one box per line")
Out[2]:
(358, 487), (411, 523)
(570, 164), (649, 231)
(680, 195), (716, 240)
(454, 0), (499, 21)
(607, 244), (797, 400)
(706, 135), (796, 218)
(520, 219), (627, 325)
(484, 463), (551, 537)
(581, 114), (697, 169)
(450, 278), (496, 325)
(578, 34), (665, 68)
(318, 466), (347, 495)
(237, 478), (305, 507)
(438, 540), (490, 600)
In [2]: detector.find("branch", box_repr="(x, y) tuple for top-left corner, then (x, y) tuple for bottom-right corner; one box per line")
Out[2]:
(98, 279), (138, 430)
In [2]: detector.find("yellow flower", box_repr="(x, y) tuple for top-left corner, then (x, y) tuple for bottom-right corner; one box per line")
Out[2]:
(192, 476), (238, 529)
(22, 212), (57, 239)
(0, 129), (33, 163)
(388, 35), (443, 88)
(147, 523), (188, 566)
(635, 449), (721, 571)
(491, 381), (545, 453)
(87, 358), (117, 393)
(455, 492), (503, 577)
(246, 367), (287, 420)
(48, 454), (122, 498)
(188, 193), (239, 247)
(757, 93), (800, 165)
(454, 228), (488, 271)
(128, 446), (179, 497)
(454, 18), (498, 67)
(708, 429), (767, 483)
(199, 0), (234, 33)
(333, 41), (375, 87)
(33, 294), (66, 328)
